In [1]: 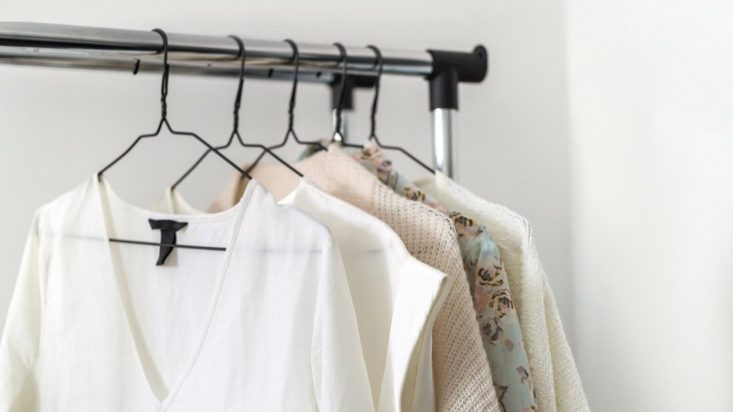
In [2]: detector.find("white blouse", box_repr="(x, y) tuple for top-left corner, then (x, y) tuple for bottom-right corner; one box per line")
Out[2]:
(156, 178), (450, 412)
(0, 176), (373, 411)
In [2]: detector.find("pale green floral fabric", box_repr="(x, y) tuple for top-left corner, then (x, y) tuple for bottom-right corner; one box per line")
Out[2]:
(349, 144), (539, 412)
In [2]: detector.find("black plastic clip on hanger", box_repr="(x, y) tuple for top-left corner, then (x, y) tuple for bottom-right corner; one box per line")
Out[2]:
(357, 45), (435, 174)
(98, 28), (252, 254)
(170, 35), (302, 190)
(245, 39), (328, 174)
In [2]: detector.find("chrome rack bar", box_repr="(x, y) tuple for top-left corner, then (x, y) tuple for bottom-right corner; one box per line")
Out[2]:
(0, 22), (433, 80)
(0, 22), (488, 177)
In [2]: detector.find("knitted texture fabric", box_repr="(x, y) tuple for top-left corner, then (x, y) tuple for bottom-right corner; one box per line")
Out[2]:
(209, 146), (500, 412)
(368, 176), (498, 412)
(415, 172), (589, 412)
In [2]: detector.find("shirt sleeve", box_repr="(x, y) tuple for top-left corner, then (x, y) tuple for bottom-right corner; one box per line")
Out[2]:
(0, 212), (45, 411)
(310, 240), (375, 412)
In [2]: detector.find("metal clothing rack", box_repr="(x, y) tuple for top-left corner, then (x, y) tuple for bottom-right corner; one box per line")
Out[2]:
(0, 22), (488, 177)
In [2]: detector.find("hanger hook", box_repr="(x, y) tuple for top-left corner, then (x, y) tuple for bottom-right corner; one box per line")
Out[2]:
(284, 39), (299, 132)
(366, 45), (383, 141)
(151, 28), (170, 121)
(332, 42), (348, 141)
(228, 35), (246, 135)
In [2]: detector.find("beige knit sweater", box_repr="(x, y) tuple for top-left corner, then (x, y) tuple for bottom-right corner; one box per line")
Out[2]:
(210, 146), (499, 412)
(415, 172), (589, 412)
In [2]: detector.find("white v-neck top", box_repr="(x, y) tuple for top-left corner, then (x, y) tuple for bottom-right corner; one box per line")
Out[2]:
(156, 179), (450, 412)
(0, 176), (374, 412)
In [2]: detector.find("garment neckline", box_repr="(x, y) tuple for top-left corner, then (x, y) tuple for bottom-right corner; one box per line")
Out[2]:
(170, 176), (407, 252)
(92, 175), (256, 409)
(101, 176), (243, 222)
(168, 176), (315, 214)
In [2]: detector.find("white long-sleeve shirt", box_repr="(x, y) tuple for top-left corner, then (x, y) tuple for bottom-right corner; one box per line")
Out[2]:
(0, 176), (374, 412)
(156, 178), (450, 412)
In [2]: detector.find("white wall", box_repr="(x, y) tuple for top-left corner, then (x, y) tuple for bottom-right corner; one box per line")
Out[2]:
(566, 0), (733, 410)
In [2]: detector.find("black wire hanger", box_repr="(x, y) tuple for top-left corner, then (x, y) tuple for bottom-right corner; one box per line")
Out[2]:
(245, 39), (328, 174)
(97, 28), (252, 257)
(170, 35), (302, 191)
(354, 45), (435, 174)
(97, 28), (251, 181)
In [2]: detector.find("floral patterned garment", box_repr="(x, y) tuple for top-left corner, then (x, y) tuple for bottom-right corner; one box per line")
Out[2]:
(350, 144), (539, 412)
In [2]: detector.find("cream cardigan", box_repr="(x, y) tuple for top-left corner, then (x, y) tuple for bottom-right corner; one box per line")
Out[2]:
(415, 172), (589, 412)
(210, 146), (499, 412)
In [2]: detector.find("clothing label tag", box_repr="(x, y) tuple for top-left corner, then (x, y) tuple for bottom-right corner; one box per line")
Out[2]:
(148, 218), (188, 266)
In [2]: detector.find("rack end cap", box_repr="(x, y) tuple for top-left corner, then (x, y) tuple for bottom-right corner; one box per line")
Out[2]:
(427, 45), (489, 83)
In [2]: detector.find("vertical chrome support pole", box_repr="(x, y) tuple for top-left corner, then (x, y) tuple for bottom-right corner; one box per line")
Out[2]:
(428, 65), (459, 179)
(427, 46), (488, 180)
(331, 108), (349, 143)
(331, 74), (355, 144)
(431, 108), (455, 178)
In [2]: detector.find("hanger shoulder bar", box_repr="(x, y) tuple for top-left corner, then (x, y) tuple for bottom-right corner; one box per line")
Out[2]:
(109, 238), (226, 251)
